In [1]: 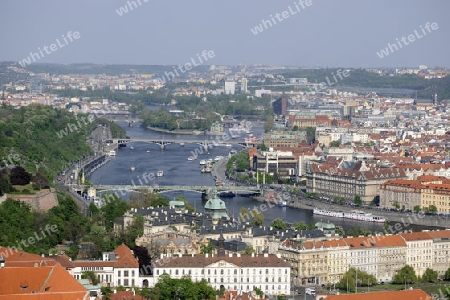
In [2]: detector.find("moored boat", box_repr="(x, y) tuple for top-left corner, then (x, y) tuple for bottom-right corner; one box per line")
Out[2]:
(313, 208), (385, 223)
(156, 170), (164, 177)
(188, 156), (197, 161)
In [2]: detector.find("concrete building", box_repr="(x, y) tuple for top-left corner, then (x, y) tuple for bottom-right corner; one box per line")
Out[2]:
(263, 131), (307, 148)
(224, 81), (236, 95)
(272, 98), (287, 115)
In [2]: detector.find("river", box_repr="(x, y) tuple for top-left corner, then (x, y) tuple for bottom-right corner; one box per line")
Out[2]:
(89, 120), (386, 232)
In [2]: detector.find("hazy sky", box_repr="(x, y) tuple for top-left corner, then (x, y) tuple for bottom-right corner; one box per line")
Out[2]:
(1, 0), (449, 68)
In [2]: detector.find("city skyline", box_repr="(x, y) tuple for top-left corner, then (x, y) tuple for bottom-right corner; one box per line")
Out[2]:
(1, 0), (449, 68)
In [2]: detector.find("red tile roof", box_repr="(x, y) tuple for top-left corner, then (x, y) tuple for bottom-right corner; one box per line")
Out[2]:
(0, 264), (88, 299)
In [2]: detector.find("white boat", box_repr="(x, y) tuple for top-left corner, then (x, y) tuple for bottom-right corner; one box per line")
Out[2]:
(188, 156), (197, 161)
(146, 149), (151, 153)
(230, 149), (237, 154)
(130, 146), (134, 150)
(109, 150), (116, 156)
(225, 144), (232, 147)
(130, 166), (135, 172)
(313, 208), (344, 218)
(313, 208), (385, 223)
(156, 170), (164, 177)
(344, 210), (386, 223)
(201, 167), (212, 173)
(180, 142), (185, 147)
(199, 159), (207, 165)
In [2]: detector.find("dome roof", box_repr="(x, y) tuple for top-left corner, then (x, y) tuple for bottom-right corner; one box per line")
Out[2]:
(204, 197), (226, 210)
(316, 221), (335, 229)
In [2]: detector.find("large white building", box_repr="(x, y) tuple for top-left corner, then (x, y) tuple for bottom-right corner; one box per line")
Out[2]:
(224, 81), (236, 95)
(153, 252), (290, 296)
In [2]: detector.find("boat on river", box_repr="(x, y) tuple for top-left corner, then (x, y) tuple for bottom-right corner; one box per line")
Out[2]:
(313, 208), (386, 223)
(188, 156), (197, 161)
(156, 170), (164, 177)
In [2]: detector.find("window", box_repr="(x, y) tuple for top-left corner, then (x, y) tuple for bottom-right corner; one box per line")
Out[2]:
(132, 270), (135, 277)
(176, 270), (179, 275)
(118, 271), (121, 277)
(124, 271), (129, 277)
(118, 279), (121, 286)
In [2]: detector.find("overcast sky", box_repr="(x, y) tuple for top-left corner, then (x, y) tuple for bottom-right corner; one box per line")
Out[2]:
(1, 0), (449, 68)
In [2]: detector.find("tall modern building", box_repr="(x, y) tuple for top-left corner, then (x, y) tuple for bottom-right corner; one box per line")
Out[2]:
(241, 78), (248, 93)
(224, 80), (236, 95)
(272, 98), (287, 115)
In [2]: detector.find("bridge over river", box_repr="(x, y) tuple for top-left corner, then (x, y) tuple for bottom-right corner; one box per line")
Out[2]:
(107, 138), (259, 149)
(69, 184), (261, 200)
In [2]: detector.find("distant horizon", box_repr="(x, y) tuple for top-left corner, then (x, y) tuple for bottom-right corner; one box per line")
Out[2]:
(3, 61), (449, 70)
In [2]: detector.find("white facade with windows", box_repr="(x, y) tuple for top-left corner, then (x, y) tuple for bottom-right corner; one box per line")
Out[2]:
(153, 253), (290, 296)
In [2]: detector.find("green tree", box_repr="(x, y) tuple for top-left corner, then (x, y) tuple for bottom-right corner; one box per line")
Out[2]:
(243, 246), (255, 254)
(264, 114), (274, 132)
(413, 205), (421, 213)
(253, 287), (264, 297)
(428, 205), (438, 214)
(82, 270), (100, 285)
(154, 273), (217, 300)
(100, 193), (130, 230)
(392, 265), (417, 284)
(250, 208), (264, 226)
(347, 225), (371, 237)
(271, 218), (287, 230)
(329, 141), (340, 147)
(422, 268), (438, 283)
(200, 242), (215, 254)
(140, 287), (152, 300)
(338, 268), (376, 292)
(335, 225), (345, 237)
(393, 201), (400, 209)
(444, 267), (450, 281)
(293, 221), (309, 231)
(354, 195), (362, 206)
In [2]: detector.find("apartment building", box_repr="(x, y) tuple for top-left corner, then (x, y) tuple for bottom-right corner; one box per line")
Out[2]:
(380, 175), (450, 213)
(306, 160), (406, 203)
(426, 230), (450, 276)
(263, 131), (307, 148)
(399, 232), (433, 277)
(279, 234), (410, 284)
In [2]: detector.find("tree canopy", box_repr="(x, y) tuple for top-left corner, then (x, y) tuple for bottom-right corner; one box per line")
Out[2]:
(392, 265), (417, 284)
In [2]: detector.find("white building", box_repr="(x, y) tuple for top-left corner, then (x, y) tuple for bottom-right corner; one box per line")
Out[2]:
(152, 252), (290, 296)
(224, 81), (236, 95)
(50, 244), (150, 289)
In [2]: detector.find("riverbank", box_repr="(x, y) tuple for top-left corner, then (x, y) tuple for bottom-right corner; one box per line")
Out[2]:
(146, 126), (200, 135)
(254, 191), (450, 229)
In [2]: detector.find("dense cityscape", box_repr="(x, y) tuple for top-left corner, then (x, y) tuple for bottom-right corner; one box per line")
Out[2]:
(1, 1), (450, 300)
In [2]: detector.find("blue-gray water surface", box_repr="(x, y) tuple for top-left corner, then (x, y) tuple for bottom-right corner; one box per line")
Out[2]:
(89, 120), (385, 232)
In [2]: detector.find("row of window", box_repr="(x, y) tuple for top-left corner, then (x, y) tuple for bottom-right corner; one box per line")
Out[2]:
(205, 277), (288, 284)
(117, 270), (135, 277)
(157, 268), (289, 276)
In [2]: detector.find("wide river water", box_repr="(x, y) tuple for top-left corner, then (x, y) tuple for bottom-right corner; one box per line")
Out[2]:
(89, 120), (385, 232)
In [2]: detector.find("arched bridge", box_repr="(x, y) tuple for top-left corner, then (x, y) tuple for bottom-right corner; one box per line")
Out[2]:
(111, 138), (258, 149)
(95, 185), (261, 196)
